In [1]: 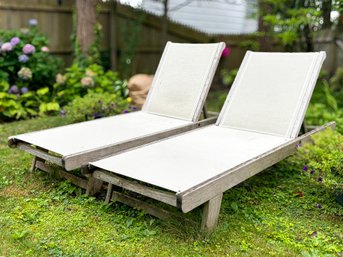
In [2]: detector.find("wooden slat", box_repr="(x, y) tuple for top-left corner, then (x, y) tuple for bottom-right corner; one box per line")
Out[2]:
(110, 191), (197, 226)
(63, 116), (216, 171)
(111, 191), (176, 220)
(93, 170), (177, 207)
(35, 160), (88, 190)
(177, 122), (336, 213)
(16, 142), (63, 166)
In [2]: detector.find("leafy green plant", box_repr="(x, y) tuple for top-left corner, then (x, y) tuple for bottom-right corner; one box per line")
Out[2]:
(306, 79), (343, 133)
(63, 92), (133, 122)
(0, 20), (63, 91)
(0, 19), (63, 120)
(53, 63), (129, 107)
(221, 69), (238, 88)
(261, 0), (341, 51)
(298, 129), (343, 177)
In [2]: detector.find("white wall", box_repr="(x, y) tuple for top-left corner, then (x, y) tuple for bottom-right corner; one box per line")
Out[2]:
(141, 0), (258, 35)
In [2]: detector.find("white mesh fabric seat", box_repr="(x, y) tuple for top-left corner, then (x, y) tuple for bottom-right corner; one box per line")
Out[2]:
(9, 42), (225, 170)
(217, 51), (326, 138)
(143, 42), (224, 121)
(90, 51), (326, 193)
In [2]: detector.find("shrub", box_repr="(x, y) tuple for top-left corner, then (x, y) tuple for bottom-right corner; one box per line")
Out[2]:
(63, 92), (133, 122)
(53, 63), (129, 107)
(306, 79), (343, 133)
(0, 19), (63, 120)
(0, 20), (62, 91)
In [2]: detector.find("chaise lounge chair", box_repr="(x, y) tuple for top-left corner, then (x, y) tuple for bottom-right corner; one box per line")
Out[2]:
(88, 51), (335, 232)
(8, 42), (225, 194)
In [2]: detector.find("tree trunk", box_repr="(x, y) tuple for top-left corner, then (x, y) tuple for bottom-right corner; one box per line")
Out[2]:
(258, 1), (273, 51)
(76, 0), (98, 54)
(161, 0), (169, 46)
(322, 0), (332, 29)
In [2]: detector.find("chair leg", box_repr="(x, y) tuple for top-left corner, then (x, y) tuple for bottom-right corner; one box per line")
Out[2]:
(105, 183), (113, 204)
(30, 156), (37, 172)
(201, 193), (223, 233)
(85, 174), (103, 196)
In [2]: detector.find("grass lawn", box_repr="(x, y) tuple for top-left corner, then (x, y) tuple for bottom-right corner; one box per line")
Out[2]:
(0, 111), (342, 256)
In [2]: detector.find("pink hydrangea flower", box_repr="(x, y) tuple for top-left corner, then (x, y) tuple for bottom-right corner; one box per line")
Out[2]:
(55, 74), (66, 84)
(22, 44), (35, 55)
(41, 46), (49, 52)
(81, 77), (94, 87)
(221, 46), (231, 58)
(1, 42), (13, 52)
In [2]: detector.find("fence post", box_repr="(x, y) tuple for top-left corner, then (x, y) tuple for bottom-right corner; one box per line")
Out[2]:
(110, 1), (117, 71)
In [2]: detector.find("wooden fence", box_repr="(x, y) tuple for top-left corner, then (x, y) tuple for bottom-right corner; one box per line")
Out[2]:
(0, 0), (340, 81)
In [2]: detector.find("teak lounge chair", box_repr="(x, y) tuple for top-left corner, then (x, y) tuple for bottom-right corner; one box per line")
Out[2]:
(8, 42), (225, 193)
(88, 51), (335, 232)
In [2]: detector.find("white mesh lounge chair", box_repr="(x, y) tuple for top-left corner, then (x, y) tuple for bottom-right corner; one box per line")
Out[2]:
(8, 42), (225, 194)
(88, 51), (335, 232)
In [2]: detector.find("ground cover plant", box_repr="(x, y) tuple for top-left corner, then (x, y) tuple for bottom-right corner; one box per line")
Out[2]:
(0, 101), (342, 256)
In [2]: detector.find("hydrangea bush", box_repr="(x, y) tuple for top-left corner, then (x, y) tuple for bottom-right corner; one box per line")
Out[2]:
(0, 19), (129, 121)
(53, 63), (129, 107)
(0, 19), (62, 91)
(0, 19), (63, 120)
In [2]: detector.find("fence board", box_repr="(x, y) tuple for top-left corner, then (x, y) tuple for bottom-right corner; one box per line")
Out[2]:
(0, 0), (338, 79)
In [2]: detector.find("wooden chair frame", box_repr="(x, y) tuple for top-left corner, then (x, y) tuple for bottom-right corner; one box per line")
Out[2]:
(89, 122), (335, 232)
(9, 110), (216, 195)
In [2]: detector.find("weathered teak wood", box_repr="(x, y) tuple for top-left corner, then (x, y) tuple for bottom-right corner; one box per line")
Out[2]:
(9, 116), (217, 172)
(9, 116), (217, 196)
(35, 160), (88, 190)
(30, 156), (38, 173)
(110, 191), (197, 226)
(85, 174), (103, 196)
(105, 183), (113, 204)
(202, 105), (208, 119)
(16, 142), (63, 166)
(63, 116), (217, 171)
(111, 191), (175, 221)
(177, 122), (336, 213)
(89, 122), (334, 233)
(201, 194), (223, 233)
(93, 170), (177, 207)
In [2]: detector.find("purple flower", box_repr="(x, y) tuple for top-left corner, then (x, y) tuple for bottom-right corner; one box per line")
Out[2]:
(302, 165), (308, 172)
(122, 109), (129, 114)
(316, 203), (322, 209)
(221, 46), (231, 58)
(60, 109), (66, 117)
(8, 85), (19, 94)
(18, 54), (29, 63)
(129, 106), (138, 111)
(10, 37), (20, 46)
(22, 44), (35, 55)
(295, 143), (301, 149)
(1, 42), (13, 52)
(28, 19), (38, 26)
(310, 170), (315, 175)
(21, 87), (28, 94)
(317, 177), (323, 183)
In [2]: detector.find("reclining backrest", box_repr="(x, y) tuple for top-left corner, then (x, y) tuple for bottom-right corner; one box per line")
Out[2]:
(142, 42), (225, 122)
(217, 51), (326, 138)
